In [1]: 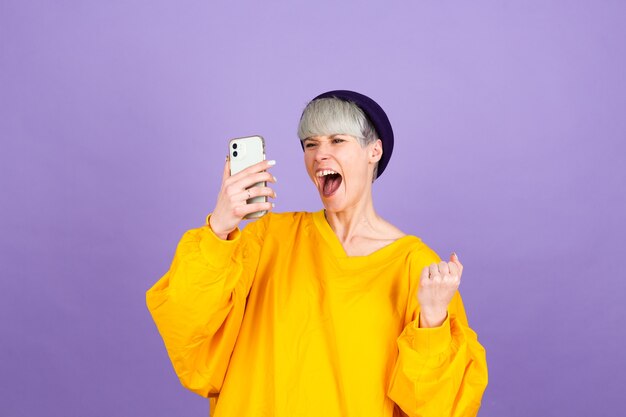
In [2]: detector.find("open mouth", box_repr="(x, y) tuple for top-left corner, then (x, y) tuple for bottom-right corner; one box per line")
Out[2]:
(316, 170), (343, 197)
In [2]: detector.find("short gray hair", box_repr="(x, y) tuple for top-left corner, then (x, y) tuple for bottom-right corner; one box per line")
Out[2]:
(297, 97), (380, 179)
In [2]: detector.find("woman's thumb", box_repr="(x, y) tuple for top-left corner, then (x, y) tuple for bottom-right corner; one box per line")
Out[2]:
(222, 155), (231, 181)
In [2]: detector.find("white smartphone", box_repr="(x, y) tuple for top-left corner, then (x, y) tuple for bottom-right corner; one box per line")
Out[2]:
(229, 135), (267, 219)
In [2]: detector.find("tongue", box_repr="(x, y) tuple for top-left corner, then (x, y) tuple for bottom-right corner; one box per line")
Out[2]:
(323, 174), (342, 197)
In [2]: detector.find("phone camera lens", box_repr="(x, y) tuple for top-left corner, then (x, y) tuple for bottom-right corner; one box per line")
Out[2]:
(232, 143), (238, 149)
(233, 151), (238, 157)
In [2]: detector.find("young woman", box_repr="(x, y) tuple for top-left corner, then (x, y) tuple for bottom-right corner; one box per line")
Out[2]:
(146, 90), (488, 417)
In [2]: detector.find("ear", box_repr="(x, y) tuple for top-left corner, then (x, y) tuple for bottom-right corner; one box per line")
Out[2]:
(368, 139), (383, 163)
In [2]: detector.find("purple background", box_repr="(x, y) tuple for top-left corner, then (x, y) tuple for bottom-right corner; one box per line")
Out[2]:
(1, 1), (625, 416)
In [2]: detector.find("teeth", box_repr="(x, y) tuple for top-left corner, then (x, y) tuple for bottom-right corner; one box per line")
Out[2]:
(316, 170), (338, 177)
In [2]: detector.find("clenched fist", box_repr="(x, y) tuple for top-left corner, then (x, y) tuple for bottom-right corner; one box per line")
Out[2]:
(418, 253), (463, 328)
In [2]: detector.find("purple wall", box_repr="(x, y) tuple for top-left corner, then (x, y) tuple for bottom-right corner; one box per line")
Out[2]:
(2, 1), (624, 416)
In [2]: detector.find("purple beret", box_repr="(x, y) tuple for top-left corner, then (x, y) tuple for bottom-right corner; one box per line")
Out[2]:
(301, 90), (394, 178)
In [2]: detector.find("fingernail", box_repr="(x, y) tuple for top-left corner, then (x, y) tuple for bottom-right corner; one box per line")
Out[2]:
(452, 252), (457, 258)
(274, 192), (277, 198)
(267, 160), (276, 166)
(273, 176), (278, 182)
(271, 203), (275, 208)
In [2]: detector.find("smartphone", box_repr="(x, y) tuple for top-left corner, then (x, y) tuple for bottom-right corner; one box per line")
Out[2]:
(229, 135), (267, 219)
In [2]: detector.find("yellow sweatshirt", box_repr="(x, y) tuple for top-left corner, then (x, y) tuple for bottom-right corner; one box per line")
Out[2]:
(146, 211), (488, 417)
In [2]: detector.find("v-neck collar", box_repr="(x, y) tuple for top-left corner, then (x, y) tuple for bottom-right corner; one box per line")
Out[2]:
(311, 210), (420, 269)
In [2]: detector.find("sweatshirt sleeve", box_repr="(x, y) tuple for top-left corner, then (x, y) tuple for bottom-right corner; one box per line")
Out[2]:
(387, 248), (488, 417)
(145, 215), (268, 397)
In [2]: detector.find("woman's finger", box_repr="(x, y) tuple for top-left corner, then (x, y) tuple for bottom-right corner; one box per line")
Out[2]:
(230, 171), (277, 193)
(229, 159), (276, 182)
(236, 186), (276, 203)
(450, 252), (464, 276)
(428, 263), (439, 279)
(222, 156), (231, 183)
(233, 201), (274, 217)
(438, 261), (449, 275)
(448, 261), (459, 277)
(420, 265), (430, 284)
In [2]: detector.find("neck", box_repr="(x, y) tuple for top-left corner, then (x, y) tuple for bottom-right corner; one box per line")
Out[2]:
(324, 194), (379, 244)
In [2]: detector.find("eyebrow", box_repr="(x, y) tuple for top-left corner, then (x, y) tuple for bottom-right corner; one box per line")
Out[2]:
(302, 134), (346, 142)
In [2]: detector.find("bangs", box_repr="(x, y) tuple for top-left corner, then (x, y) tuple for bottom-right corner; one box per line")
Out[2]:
(297, 98), (366, 141)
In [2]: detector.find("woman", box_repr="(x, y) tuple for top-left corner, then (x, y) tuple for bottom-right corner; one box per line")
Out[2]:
(146, 90), (488, 417)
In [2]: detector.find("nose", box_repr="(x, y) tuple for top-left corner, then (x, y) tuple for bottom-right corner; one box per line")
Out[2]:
(315, 152), (329, 163)
(314, 142), (332, 162)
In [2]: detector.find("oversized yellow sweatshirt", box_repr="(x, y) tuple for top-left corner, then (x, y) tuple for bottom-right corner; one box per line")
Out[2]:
(146, 211), (488, 417)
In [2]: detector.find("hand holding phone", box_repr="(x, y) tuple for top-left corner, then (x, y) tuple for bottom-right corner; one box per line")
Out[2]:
(209, 135), (276, 239)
